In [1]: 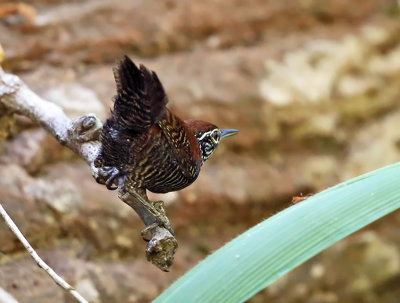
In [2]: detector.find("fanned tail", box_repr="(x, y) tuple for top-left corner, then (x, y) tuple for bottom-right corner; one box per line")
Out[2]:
(95, 56), (168, 168)
(111, 55), (168, 132)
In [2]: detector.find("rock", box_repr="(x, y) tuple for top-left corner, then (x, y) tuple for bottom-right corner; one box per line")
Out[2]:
(1, 0), (390, 70)
(180, 157), (302, 205)
(0, 43), (3, 64)
(337, 74), (383, 97)
(368, 44), (400, 77)
(300, 156), (339, 190)
(0, 128), (75, 174)
(43, 84), (106, 120)
(23, 178), (82, 214)
(259, 24), (400, 105)
(310, 263), (325, 279)
(0, 114), (15, 150)
(259, 36), (367, 104)
(349, 232), (400, 293)
(1, 129), (46, 174)
(342, 110), (400, 180)
(75, 278), (100, 303)
(309, 291), (338, 303)
(0, 164), (33, 200)
(2, 1), (400, 302)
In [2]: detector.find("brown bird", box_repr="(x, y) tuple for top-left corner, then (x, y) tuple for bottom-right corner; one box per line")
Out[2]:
(95, 56), (237, 234)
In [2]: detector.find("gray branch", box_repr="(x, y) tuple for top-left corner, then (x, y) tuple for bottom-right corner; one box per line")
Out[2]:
(0, 67), (177, 271)
(0, 204), (88, 303)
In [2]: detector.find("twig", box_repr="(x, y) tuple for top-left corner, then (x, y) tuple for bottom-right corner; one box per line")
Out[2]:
(0, 204), (88, 303)
(0, 287), (18, 303)
(0, 66), (177, 270)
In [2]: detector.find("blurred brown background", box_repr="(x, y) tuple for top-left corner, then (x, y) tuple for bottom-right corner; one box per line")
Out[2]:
(1, 0), (400, 302)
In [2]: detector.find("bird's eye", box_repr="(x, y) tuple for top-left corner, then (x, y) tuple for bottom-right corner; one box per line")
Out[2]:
(212, 130), (219, 142)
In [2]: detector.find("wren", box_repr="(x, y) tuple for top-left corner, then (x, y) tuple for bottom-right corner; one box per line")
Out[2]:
(95, 56), (238, 235)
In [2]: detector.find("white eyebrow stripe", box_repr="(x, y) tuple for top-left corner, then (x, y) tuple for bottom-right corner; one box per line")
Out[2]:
(198, 130), (213, 141)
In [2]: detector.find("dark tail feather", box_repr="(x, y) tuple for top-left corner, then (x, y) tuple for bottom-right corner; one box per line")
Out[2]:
(110, 56), (168, 132)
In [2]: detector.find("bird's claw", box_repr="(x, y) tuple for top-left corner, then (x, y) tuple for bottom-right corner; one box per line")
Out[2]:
(140, 199), (174, 241)
(96, 166), (126, 190)
(70, 114), (102, 142)
(152, 200), (166, 215)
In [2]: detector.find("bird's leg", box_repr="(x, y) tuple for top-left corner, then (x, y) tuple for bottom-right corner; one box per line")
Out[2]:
(119, 185), (174, 240)
(119, 185), (177, 271)
(141, 200), (167, 241)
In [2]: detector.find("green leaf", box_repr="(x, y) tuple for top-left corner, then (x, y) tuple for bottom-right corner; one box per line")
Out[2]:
(155, 162), (400, 303)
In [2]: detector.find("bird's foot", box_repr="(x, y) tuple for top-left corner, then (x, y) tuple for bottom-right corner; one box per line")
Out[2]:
(119, 186), (174, 240)
(152, 200), (166, 215)
(141, 201), (174, 241)
(69, 114), (102, 143)
(96, 166), (126, 190)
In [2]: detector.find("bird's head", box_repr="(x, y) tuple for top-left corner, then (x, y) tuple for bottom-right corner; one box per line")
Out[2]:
(185, 120), (238, 163)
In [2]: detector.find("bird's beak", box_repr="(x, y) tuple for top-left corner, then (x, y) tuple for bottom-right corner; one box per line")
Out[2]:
(220, 129), (239, 140)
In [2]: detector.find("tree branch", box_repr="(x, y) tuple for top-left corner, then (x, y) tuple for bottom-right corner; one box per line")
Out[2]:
(0, 204), (88, 303)
(0, 67), (178, 271)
